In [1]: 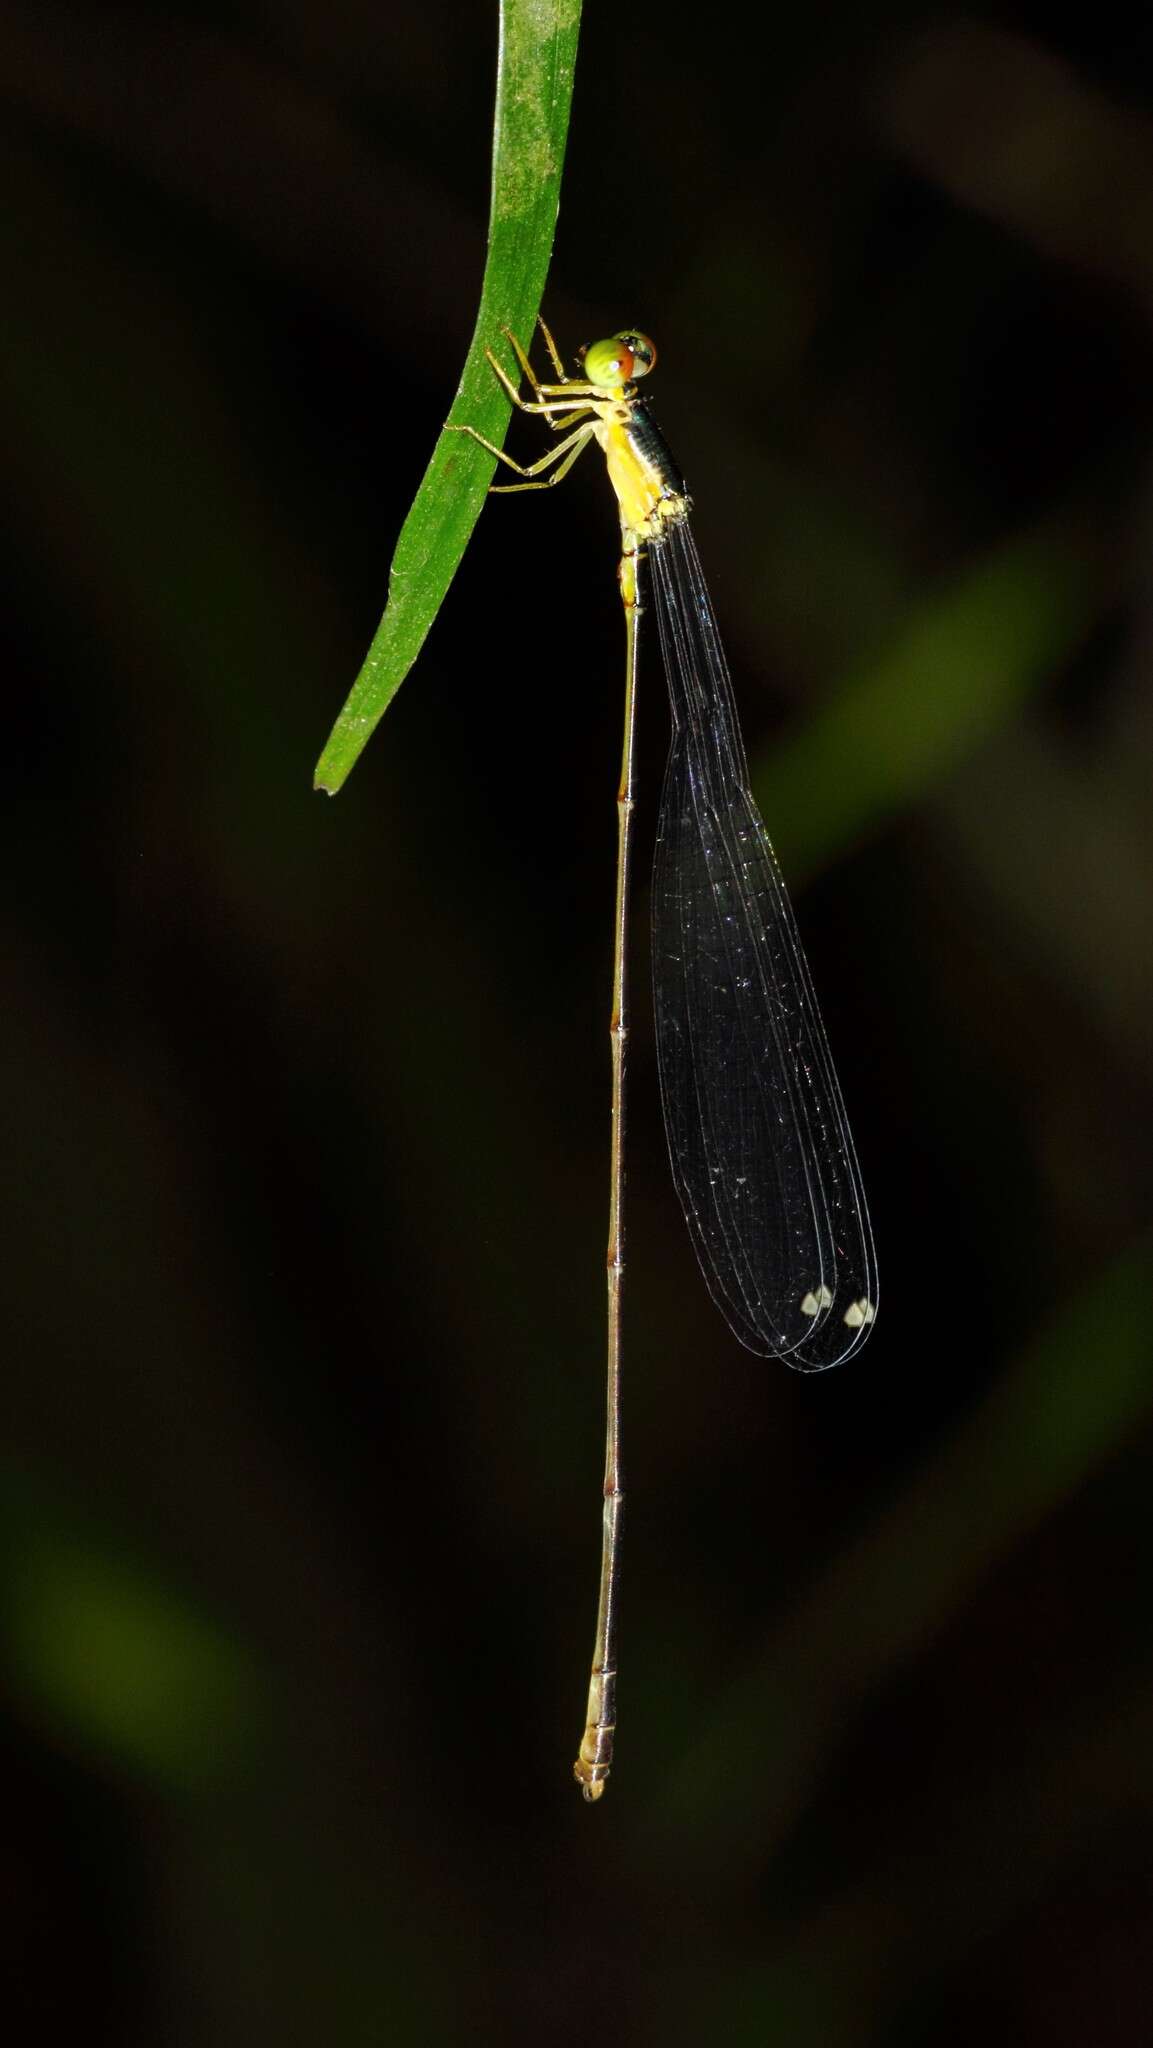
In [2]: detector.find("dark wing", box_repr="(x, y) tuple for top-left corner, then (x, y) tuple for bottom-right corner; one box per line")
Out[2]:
(649, 521), (877, 1369)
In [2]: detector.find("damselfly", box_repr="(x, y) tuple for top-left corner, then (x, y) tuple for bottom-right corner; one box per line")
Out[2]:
(449, 322), (877, 1800)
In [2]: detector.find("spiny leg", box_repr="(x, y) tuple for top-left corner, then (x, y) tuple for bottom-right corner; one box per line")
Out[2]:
(446, 419), (596, 491)
(489, 433), (596, 493)
(484, 347), (603, 421)
(502, 326), (547, 402)
(498, 318), (569, 404)
(499, 318), (573, 427)
(534, 316), (569, 383)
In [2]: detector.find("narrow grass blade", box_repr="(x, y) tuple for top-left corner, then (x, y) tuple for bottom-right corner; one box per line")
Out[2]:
(315, 0), (581, 795)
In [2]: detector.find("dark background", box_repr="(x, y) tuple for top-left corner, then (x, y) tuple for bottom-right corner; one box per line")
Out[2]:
(4, 3), (1153, 2041)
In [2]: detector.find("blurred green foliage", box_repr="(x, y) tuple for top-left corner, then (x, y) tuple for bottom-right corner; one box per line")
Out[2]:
(3, 1473), (256, 1786)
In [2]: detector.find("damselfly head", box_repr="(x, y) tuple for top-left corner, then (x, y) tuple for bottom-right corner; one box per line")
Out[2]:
(579, 331), (657, 390)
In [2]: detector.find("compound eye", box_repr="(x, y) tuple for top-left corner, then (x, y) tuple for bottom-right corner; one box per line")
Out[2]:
(582, 336), (631, 387)
(614, 330), (657, 378)
(581, 330), (658, 389)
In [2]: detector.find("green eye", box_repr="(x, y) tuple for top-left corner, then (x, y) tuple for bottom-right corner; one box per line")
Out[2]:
(582, 331), (658, 388)
(582, 337), (629, 387)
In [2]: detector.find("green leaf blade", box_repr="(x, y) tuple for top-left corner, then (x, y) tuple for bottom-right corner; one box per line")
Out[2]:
(314, 0), (582, 795)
